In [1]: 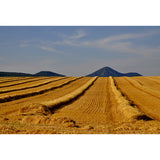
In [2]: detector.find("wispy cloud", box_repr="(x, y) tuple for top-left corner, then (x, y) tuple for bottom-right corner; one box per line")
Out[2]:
(69, 29), (86, 39)
(76, 30), (160, 54)
(71, 30), (160, 55)
(18, 29), (87, 51)
(19, 29), (160, 56)
(19, 40), (32, 48)
(39, 46), (56, 52)
(19, 39), (58, 53)
(93, 31), (157, 45)
(52, 29), (87, 46)
(91, 39), (160, 56)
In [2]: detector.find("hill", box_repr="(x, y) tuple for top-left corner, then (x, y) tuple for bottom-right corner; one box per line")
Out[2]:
(34, 71), (65, 77)
(0, 71), (32, 77)
(0, 71), (65, 77)
(86, 66), (142, 77)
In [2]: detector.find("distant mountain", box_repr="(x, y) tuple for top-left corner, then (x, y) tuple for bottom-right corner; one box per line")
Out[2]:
(124, 72), (142, 77)
(0, 71), (65, 77)
(34, 71), (65, 77)
(0, 71), (32, 77)
(0, 68), (141, 77)
(86, 66), (142, 77)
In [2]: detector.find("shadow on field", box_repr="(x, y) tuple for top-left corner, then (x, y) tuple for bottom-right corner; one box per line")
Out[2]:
(136, 115), (153, 121)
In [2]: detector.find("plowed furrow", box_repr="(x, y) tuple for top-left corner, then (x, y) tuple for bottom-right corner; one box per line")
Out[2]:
(0, 77), (78, 103)
(0, 77), (66, 94)
(114, 77), (160, 120)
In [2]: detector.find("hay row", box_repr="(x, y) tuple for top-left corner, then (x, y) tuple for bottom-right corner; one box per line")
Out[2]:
(0, 77), (50, 88)
(0, 77), (27, 81)
(109, 76), (141, 121)
(0, 77), (33, 84)
(0, 77), (82, 103)
(0, 77), (67, 94)
(113, 77), (160, 120)
(41, 76), (98, 110)
(0, 77), (23, 82)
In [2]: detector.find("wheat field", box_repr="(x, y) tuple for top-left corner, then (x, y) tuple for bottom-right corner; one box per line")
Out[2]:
(1, 76), (160, 134)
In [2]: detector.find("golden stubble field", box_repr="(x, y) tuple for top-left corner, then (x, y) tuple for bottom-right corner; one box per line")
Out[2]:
(1, 76), (160, 134)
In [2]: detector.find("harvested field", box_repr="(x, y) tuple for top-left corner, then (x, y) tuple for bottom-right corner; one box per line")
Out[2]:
(0, 77), (50, 88)
(0, 77), (77, 103)
(0, 77), (65, 93)
(1, 76), (160, 134)
(114, 77), (160, 120)
(0, 77), (35, 84)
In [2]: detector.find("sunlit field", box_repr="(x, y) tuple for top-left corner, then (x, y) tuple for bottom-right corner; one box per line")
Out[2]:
(1, 76), (160, 134)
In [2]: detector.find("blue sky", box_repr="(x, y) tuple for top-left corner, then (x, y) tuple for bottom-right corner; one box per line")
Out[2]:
(0, 26), (160, 76)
